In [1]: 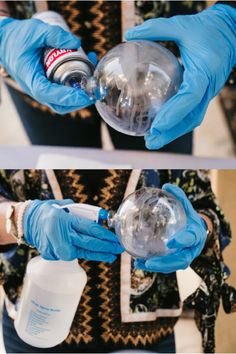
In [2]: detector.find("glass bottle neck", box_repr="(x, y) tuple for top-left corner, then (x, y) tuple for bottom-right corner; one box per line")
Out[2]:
(69, 75), (107, 101)
(98, 209), (117, 229)
(107, 210), (117, 229)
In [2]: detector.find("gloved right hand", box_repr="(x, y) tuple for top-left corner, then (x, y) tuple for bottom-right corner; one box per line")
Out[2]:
(0, 18), (96, 114)
(135, 184), (207, 273)
(23, 199), (124, 262)
(125, 3), (236, 149)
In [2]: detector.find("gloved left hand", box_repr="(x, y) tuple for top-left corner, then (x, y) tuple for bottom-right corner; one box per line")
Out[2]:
(135, 183), (207, 273)
(23, 199), (123, 262)
(0, 17), (97, 114)
(125, 4), (236, 149)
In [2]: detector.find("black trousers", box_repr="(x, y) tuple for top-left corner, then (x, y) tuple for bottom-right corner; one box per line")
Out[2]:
(2, 302), (176, 353)
(7, 85), (193, 154)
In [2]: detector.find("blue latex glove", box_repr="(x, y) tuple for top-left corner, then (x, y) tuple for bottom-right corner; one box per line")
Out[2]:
(0, 18), (97, 114)
(125, 4), (236, 149)
(135, 184), (207, 273)
(24, 199), (124, 262)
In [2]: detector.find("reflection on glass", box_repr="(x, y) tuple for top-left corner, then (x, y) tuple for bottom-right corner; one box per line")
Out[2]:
(85, 41), (183, 136)
(108, 187), (186, 259)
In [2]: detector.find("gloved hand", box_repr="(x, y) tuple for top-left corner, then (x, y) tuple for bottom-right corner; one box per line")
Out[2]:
(0, 18), (97, 114)
(125, 4), (236, 149)
(135, 184), (207, 273)
(24, 199), (124, 262)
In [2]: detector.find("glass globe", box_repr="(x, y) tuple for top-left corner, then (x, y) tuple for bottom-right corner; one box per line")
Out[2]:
(109, 187), (186, 259)
(92, 40), (183, 136)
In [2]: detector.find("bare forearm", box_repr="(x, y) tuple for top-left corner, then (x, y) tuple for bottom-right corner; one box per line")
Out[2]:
(0, 198), (20, 245)
(0, 2), (10, 17)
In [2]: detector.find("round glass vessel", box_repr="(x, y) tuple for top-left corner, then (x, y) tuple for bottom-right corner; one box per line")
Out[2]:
(109, 187), (186, 259)
(91, 40), (183, 136)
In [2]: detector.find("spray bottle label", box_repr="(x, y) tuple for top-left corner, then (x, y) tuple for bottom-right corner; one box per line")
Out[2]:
(15, 277), (79, 344)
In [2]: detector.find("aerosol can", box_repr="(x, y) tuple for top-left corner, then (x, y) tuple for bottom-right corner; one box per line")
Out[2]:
(33, 11), (94, 87)
(14, 203), (108, 348)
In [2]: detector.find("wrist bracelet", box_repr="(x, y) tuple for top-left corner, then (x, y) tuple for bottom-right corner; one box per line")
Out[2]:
(6, 204), (18, 242)
(16, 200), (34, 247)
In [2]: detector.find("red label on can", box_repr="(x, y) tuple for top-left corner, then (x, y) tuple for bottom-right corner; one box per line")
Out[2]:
(45, 48), (77, 71)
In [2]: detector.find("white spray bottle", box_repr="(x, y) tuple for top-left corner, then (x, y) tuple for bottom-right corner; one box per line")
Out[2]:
(14, 203), (108, 348)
